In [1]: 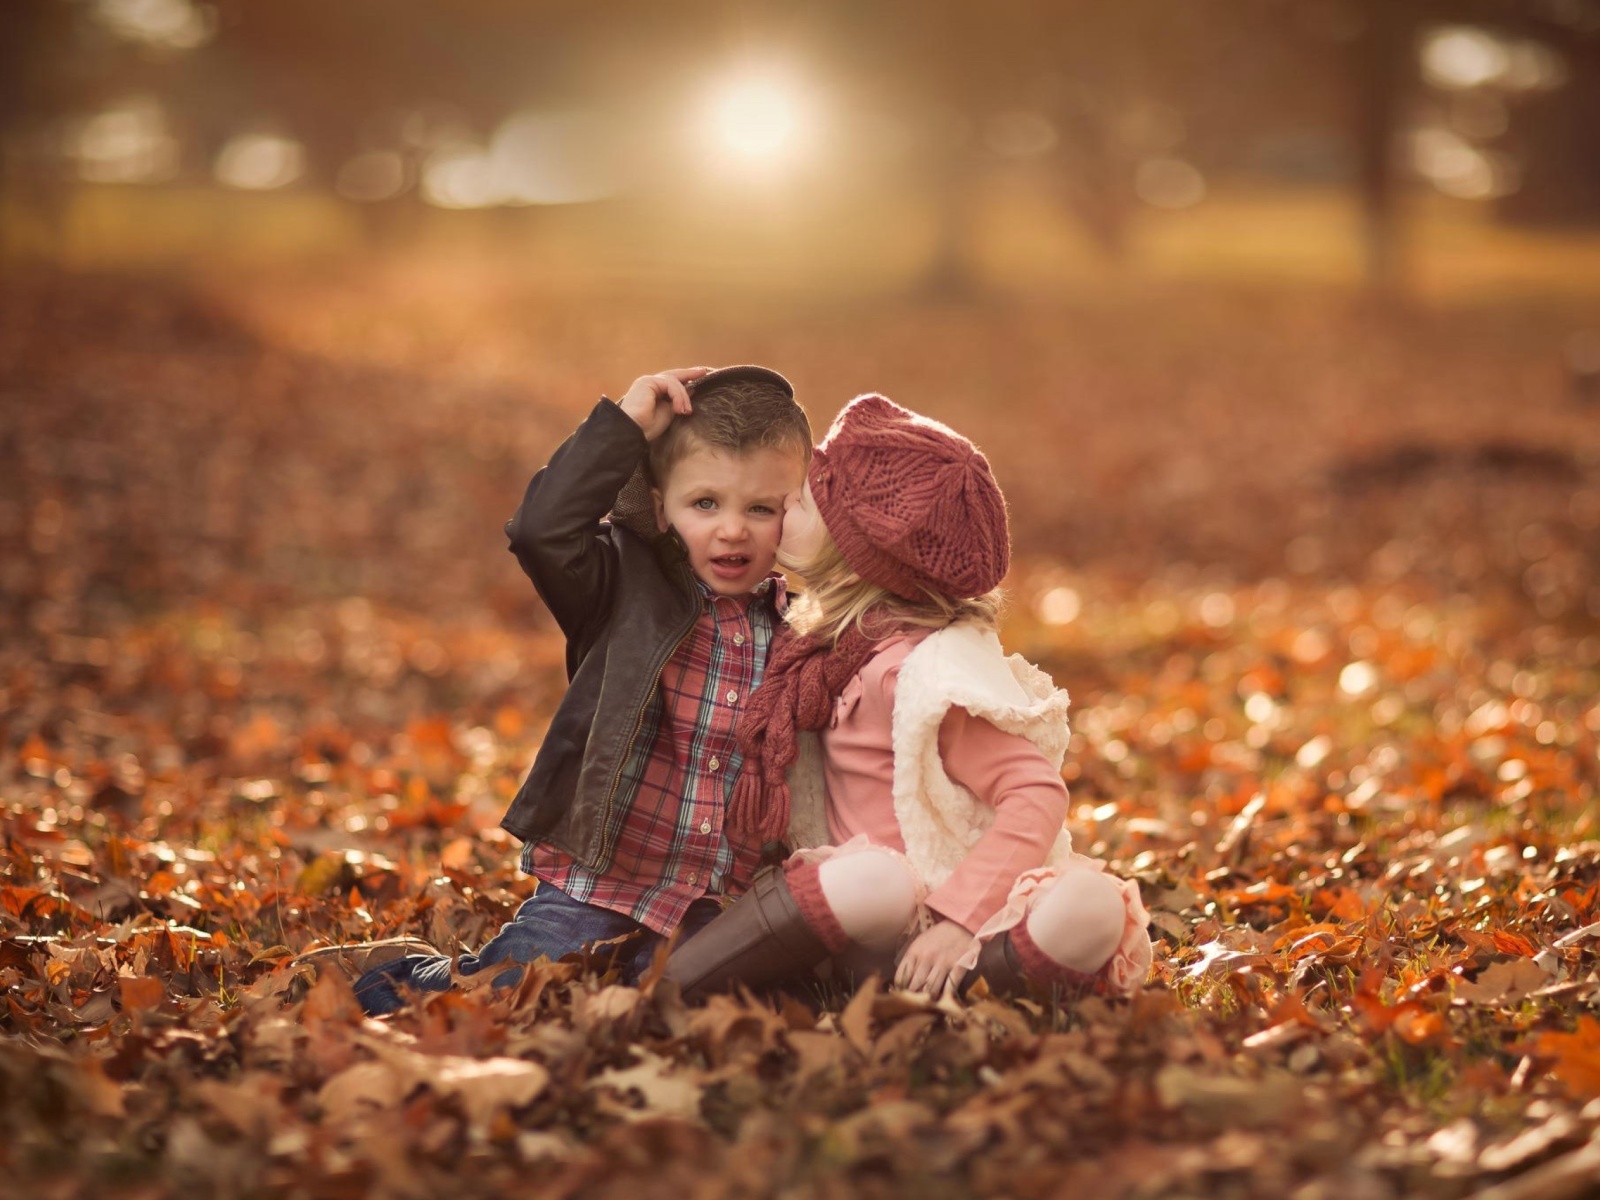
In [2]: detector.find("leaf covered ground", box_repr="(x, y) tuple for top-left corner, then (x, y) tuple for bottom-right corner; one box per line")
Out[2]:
(3, 266), (1600, 1198)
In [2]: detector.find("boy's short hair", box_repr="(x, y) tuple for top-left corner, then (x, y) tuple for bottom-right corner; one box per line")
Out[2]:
(649, 372), (812, 487)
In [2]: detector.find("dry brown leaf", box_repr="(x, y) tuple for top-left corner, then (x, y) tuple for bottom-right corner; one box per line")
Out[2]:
(429, 1055), (551, 1127)
(1154, 1065), (1303, 1130)
(836, 974), (880, 1058)
(1533, 1018), (1600, 1101)
(68, 1058), (126, 1119)
(590, 1049), (702, 1121)
(1455, 959), (1554, 1008)
(118, 975), (164, 1011)
(193, 1075), (284, 1137)
(318, 1062), (403, 1123)
(576, 983), (641, 1028)
(786, 1029), (851, 1088)
(300, 964), (365, 1027)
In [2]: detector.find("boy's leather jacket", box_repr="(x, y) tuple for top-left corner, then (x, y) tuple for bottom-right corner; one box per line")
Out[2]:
(499, 399), (700, 867)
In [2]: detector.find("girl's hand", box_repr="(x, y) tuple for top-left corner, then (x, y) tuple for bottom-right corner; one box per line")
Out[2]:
(894, 919), (974, 995)
(617, 367), (712, 441)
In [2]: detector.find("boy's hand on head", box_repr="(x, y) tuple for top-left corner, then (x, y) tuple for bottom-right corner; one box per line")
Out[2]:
(617, 367), (713, 441)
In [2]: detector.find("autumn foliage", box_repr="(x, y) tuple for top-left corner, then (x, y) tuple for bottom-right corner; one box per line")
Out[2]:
(3, 266), (1600, 1198)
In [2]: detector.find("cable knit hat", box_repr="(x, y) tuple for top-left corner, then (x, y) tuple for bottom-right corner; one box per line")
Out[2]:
(810, 394), (1010, 600)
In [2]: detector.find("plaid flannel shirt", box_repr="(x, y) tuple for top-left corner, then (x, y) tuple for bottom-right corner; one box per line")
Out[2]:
(523, 576), (784, 936)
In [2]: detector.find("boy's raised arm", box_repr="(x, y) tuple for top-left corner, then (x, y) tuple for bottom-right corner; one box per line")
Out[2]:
(614, 367), (708, 440)
(504, 368), (710, 640)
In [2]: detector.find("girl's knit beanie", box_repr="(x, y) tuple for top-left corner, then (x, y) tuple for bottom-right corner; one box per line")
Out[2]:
(809, 394), (1010, 601)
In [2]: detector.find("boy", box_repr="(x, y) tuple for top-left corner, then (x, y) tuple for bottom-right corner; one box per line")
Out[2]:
(350, 365), (812, 1014)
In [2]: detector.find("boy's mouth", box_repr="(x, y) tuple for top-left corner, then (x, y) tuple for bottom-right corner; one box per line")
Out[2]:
(708, 554), (751, 577)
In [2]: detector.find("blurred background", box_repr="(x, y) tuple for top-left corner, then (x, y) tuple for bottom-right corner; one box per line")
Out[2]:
(5, 0), (1600, 694)
(6, 0), (1600, 296)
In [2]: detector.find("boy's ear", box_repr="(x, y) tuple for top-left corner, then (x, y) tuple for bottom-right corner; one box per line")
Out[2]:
(650, 487), (668, 533)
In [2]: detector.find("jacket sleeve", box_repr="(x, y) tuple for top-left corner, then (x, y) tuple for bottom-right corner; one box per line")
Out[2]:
(504, 399), (651, 643)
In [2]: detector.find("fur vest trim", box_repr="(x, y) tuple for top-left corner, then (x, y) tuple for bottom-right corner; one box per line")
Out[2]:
(784, 621), (1074, 889)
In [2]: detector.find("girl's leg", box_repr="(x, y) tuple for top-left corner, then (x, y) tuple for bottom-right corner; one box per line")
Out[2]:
(963, 868), (1127, 999)
(814, 850), (919, 952)
(663, 850), (918, 1001)
(1021, 868), (1127, 976)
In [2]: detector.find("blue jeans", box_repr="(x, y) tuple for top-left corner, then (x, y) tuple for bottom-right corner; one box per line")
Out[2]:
(353, 883), (723, 1016)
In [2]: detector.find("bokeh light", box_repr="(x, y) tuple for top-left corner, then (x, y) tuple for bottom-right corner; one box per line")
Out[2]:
(1034, 585), (1082, 625)
(93, 0), (214, 50)
(1421, 27), (1510, 90)
(417, 111), (620, 209)
(1135, 157), (1206, 209)
(1410, 127), (1514, 200)
(420, 144), (498, 209)
(1422, 25), (1570, 93)
(214, 134), (305, 191)
(335, 150), (408, 203)
(70, 96), (180, 183)
(487, 110), (622, 205)
(704, 72), (815, 168)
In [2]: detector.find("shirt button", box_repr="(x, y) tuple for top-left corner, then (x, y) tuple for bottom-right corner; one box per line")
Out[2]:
(725, 689), (738, 704)
(686, 872), (699, 885)
(733, 632), (746, 646)
(699, 820), (712, 835)
(708, 756), (720, 771)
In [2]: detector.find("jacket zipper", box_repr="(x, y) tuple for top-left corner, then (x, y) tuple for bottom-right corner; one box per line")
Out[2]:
(594, 561), (699, 860)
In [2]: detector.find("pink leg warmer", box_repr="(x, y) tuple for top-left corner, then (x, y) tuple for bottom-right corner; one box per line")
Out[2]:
(1016, 868), (1127, 988)
(785, 849), (919, 954)
(782, 859), (852, 954)
(1008, 920), (1101, 991)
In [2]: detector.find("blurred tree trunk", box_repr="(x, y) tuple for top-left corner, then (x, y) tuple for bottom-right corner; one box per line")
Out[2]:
(0, 0), (78, 252)
(1351, 0), (1417, 293)
(922, 163), (981, 299)
(1497, 68), (1600, 229)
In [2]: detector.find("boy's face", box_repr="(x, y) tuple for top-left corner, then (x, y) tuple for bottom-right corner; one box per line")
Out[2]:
(652, 444), (807, 596)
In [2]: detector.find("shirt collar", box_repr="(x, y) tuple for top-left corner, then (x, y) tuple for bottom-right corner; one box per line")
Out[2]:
(693, 572), (787, 612)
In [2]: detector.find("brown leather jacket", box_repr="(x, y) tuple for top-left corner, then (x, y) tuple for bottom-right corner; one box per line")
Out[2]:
(499, 400), (701, 865)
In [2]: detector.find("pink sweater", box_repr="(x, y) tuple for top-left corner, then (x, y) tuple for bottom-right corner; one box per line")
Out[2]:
(819, 635), (1071, 932)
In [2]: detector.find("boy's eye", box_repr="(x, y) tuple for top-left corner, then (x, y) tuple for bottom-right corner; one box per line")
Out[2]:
(692, 498), (717, 511)
(750, 504), (777, 516)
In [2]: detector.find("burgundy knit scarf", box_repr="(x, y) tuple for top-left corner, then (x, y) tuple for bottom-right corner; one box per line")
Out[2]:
(727, 613), (911, 846)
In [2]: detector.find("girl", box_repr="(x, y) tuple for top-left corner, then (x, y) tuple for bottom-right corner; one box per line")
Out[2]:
(663, 394), (1152, 1001)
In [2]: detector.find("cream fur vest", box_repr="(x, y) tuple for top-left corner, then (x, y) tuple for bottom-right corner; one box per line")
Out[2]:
(783, 621), (1075, 890)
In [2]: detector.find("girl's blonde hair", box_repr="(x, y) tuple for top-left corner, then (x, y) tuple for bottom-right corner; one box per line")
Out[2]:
(780, 537), (1002, 646)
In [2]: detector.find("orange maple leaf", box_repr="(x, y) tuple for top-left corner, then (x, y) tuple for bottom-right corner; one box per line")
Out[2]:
(1534, 1017), (1600, 1100)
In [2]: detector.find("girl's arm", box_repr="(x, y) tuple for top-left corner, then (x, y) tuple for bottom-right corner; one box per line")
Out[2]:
(895, 708), (1069, 993)
(923, 710), (1070, 932)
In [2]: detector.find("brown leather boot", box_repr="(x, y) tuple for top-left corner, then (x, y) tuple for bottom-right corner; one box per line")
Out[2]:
(662, 868), (833, 1002)
(961, 927), (1100, 1001)
(961, 930), (1030, 998)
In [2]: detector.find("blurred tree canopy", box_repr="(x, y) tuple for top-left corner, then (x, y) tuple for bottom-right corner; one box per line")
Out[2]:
(2, 0), (1597, 291)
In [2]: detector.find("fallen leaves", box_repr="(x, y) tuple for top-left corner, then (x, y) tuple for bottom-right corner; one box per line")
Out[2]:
(591, 1049), (701, 1121)
(6, 270), (1600, 1198)
(1532, 1017), (1600, 1101)
(1155, 1064), (1306, 1130)
(1456, 959), (1555, 1008)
